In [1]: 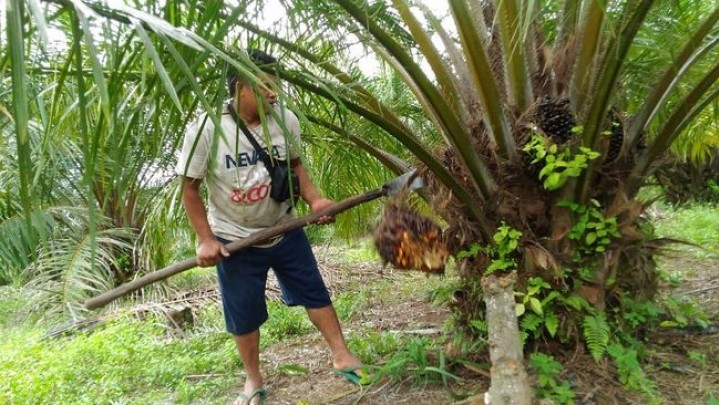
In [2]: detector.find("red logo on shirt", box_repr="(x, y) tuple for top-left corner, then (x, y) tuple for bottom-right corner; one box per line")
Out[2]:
(230, 184), (270, 204)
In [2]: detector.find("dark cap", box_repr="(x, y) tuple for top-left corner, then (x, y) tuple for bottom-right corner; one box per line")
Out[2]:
(226, 49), (279, 96)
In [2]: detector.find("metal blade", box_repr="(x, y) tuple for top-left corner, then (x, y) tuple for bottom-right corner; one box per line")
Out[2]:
(383, 169), (424, 196)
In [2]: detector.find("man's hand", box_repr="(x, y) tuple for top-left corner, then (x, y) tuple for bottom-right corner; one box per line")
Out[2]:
(196, 239), (230, 267)
(310, 198), (335, 224)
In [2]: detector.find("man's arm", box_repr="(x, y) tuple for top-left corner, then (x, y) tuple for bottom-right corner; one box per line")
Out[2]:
(294, 163), (334, 223)
(181, 177), (229, 266)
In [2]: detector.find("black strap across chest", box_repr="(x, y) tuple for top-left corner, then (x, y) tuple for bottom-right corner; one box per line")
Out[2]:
(227, 103), (275, 173)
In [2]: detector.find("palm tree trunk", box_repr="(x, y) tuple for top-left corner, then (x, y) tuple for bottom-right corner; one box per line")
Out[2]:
(482, 271), (532, 405)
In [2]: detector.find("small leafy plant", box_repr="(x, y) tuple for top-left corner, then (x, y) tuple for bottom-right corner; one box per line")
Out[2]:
(619, 297), (662, 329)
(455, 242), (482, 260)
(660, 295), (709, 329)
(515, 277), (551, 317)
(557, 199), (621, 254)
(263, 303), (313, 343)
(523, 132), (600, 190)
(486, 222), (522, 275)
(455, 223), (522, 276)
(528, 352), (576, 404)
(366, 337), (460, 386)
(347, 329), (404, 365)
(516, 277), (560, 340)
(607, 343), (659, 402)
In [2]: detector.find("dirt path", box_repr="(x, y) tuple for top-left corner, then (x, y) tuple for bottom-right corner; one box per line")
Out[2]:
(253, 298), (461, 405)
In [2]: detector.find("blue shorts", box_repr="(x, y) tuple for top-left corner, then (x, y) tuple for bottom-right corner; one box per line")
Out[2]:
(216, 228), (332, 336)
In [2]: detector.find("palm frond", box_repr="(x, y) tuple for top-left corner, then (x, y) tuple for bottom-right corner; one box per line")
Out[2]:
(626, 8), (719, 149)
(27, 227), (134, 321)
(633, 62), (719, 184)
(570, 0), (606, 114)
(450, 0), (516, 163)
(496, 0), (533, 111)
(131, 19), (183, 113)
(279, 68), (490, 228)
(7, 0), (36, 247)
(306, 115), (411, 175)
(392, 0), (465, 116)
(0, 210), (46, 285)
(336, 0), (495, 200)
(582, 0), (655, 150)
(68, 0), (112, 123)
(415, 1), (477, 121)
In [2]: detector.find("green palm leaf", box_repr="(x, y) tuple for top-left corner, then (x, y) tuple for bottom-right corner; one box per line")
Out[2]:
(28, 226), (133, 319)
(336, 0), (495, 200)
(7, 0), (35, 248)
(626, 8), (719, 149)
(450, 0), (516, 162)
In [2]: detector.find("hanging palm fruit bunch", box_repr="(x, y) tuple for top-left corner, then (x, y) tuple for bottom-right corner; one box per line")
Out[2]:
(373, 201), (449, 274)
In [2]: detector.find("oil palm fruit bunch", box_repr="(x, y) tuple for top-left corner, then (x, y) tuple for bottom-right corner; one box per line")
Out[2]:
(373, 203), (448, 274)
(535, 97), (576, 144)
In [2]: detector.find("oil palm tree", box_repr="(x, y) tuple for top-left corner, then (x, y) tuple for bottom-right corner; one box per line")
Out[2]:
(230, 0), (719, 315)
(259, 1), (718, 399)
(226, 0), (719, 347)
(1, 0), (213, 315)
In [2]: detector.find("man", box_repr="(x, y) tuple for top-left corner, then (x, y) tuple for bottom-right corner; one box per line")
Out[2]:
(176, 49), (362, 405)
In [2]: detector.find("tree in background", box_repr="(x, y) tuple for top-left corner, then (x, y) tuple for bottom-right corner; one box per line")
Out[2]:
(1, 0), (406, 318)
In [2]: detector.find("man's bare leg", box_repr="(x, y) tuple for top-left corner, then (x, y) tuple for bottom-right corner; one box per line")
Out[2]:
(233, 330), (264, 405)
(306, 305), (362, 370)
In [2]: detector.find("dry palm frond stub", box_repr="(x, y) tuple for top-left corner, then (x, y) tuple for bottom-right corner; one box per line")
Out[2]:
(373, 204), (449, 274)
(606, 110), (627, 163)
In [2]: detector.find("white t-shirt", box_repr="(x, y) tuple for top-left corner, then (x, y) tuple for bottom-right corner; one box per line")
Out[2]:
(176, 104), (301, 241)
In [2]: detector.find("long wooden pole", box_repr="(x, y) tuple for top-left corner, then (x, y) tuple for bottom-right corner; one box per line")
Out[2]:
(85, 187), (386, 310)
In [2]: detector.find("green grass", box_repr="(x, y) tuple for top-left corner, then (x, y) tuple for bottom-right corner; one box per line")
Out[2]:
(304, 222), (337, 244)
(0, 297), (318, 404)
(653, 203), (719, 250)
(263, 302), (313, 344)
(0, 281), (377, 404)
(342, 238), (381, 263)
(0, 316), (239, 404)
(170, 266), (219, 292)
(347, 329), (406, 364)
(0, 287), (35, 329)
(652, 204), (719, 287)
(0, 303), (315, 404)
(334, 288), (369, 320)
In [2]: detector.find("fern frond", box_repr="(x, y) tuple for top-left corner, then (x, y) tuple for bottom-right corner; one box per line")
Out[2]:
(521, 313), (544, 337)
(469, 318), (489, 334)
(544, 311), (559, 337)
(583, 313), (611, 362)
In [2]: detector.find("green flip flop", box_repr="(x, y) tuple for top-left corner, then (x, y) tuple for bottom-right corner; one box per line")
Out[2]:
(235, 387), (267, 405)
(333, 367), (369, 385)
